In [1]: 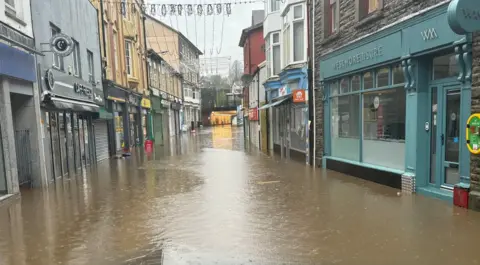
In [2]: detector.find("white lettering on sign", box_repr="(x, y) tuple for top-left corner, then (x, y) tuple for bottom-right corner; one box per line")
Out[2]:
(333, 45), (384, 71)
(73, 83), (92, 98)
(421, 28), (438, 41)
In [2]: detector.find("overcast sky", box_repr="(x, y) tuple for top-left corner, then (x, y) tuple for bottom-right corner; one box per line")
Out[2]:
(149, 0), (264, 75)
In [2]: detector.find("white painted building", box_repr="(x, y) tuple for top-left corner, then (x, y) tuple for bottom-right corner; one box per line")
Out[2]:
(0, 0), (47, 196)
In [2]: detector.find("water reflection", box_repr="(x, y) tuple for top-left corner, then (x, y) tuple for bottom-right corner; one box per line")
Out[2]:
(0, 127), (479, 264)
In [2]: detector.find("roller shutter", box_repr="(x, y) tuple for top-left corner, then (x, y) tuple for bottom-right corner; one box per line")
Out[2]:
(93, 120), (109, 162)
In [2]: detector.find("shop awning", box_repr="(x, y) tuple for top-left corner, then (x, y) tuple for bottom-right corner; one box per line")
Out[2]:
(43, 97), (100, 113)
(258, 96), (290, 110)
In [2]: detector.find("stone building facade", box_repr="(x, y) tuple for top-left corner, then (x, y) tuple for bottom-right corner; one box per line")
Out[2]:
(470, 32), (480, 207)
(314, 0), (475, 203)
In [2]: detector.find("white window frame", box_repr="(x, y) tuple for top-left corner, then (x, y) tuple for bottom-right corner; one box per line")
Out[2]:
(281, 3), (307, 68)
(125, 40), (133, 76)
(72, 39), (81, 77)
(271, 32), (281, 76)
(87, 50), (94, 83)
(269, 0), (279, 12)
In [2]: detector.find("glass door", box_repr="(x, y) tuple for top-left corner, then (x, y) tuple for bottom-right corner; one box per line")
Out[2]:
(442, 87), (461, 188)
(429, 84), (461, 189)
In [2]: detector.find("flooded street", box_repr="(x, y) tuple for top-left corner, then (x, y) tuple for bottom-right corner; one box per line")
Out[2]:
(1, 126), (480, 264)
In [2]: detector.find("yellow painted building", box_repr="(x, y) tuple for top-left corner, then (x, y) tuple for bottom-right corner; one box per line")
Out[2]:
(90, 0), (148, 93)
(89, 0), (150, 152)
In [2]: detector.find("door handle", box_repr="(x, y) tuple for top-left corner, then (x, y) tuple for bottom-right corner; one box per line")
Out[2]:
(441, 134), (445, 146)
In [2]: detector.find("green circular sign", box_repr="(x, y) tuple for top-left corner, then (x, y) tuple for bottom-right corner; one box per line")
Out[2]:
(466, 114), (480, 154)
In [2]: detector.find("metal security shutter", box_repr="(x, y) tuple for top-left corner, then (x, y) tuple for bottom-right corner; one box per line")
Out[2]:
(93, 120), (109, 162)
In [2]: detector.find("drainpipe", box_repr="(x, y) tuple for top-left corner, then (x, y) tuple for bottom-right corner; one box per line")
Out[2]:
(99, 0), (107, 79)
(142, 12), (151, 140)
(309, 0), (316, 167)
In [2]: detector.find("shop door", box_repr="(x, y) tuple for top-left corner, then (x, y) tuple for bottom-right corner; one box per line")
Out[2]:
(429, 84), (461, 189)
(154, 113), (163, 144)
(279, 105), (290, 159)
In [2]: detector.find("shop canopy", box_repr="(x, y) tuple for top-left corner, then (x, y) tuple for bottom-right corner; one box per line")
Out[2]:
(43, 97), (100, 113)
(258, 96), (290, 110)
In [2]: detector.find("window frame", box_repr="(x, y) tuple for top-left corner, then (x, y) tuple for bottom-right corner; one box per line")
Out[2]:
(72, 39), (81, 77)
(125, 39), (133, 77)
(327, 63), (406, 141)
(355, 0), (383, 22)
(324, 0), (340, 37)
(269, 0), (280, 12)
(87, 50), (95, 83)
(281, 3), (307, 68)
(51, 24), (64, 71)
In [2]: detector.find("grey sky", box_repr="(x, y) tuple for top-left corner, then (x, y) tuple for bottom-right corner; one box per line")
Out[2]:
(149, 0), (264, 75)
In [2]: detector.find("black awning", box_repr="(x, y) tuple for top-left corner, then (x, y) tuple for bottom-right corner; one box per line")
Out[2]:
(42, 97), (100, 113)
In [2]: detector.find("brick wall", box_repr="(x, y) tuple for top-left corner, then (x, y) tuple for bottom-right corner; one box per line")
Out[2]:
(471, 32), (480, 191)
(313, 0), (447, 165)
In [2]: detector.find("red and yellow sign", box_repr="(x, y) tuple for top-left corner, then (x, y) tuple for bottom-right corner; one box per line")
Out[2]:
(292, 89), (306, 103)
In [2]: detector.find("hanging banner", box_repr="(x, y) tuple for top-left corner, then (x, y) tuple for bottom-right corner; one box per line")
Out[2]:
(466, 113), (480, 154)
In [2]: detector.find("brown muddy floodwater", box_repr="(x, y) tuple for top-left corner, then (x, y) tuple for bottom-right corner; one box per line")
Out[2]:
(1, 126), (480, 265)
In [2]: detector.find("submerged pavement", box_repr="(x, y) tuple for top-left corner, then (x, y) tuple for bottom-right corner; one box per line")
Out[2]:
(1, 126), (480, 265)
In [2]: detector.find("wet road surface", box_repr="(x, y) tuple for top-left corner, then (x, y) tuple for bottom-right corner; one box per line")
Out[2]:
(1, 126), (480, 265)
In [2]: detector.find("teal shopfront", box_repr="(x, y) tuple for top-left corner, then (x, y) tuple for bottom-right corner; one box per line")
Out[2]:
(319, 3), (472, 200)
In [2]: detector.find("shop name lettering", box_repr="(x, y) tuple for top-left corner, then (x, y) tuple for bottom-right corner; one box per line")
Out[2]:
(333, 46), (384, 71)
(461, 8), (480, 21)
(73, 83), (92, 98)
(421, 28), (438, 41)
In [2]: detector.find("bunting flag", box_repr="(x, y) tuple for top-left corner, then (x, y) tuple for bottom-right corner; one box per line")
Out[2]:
(103, 1), (260, 17)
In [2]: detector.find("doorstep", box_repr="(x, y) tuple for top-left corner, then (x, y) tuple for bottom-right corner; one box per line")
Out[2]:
(417, 186), (453, 202)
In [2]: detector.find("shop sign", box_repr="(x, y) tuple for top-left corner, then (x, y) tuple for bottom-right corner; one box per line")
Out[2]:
(141, 98), (151, 109)
(73, 83), (92, 98)
(249, 108), (258, 121)
(466, 113), (480, 155)
(128, 94), (140, 106)
(292, 89), (306, 103)
(151, 87), (160, 97)
(171, 102), (181, 110)
(448, 0), (480, 34)
(105, 83), (126, 102)
(333, 45), (384, 71)
(279, 86), (288, 97)
(43, 69), (96, 103)
(161, 99), (170, 107)
(49, 33), (74, 57)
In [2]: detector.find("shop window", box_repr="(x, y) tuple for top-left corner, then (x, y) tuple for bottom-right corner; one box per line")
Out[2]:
(432, 53), (458, 80)
(363, 72), (373, 89)
(331, 94), (360, 161)
(351, 75), (360, 91)
(392, 64), (404, 84)
(362, 87), (405, 169)
(330, 81), (339, 96)
(290, 107), (306, 152)
(340, 78), (349, 93)
(376, 68), (389, 87)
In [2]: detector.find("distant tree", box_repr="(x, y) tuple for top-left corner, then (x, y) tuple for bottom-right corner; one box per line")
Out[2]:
(228, 60), (243, 85)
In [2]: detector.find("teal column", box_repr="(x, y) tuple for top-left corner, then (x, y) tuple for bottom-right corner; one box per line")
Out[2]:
(457, 42), (472, 187)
